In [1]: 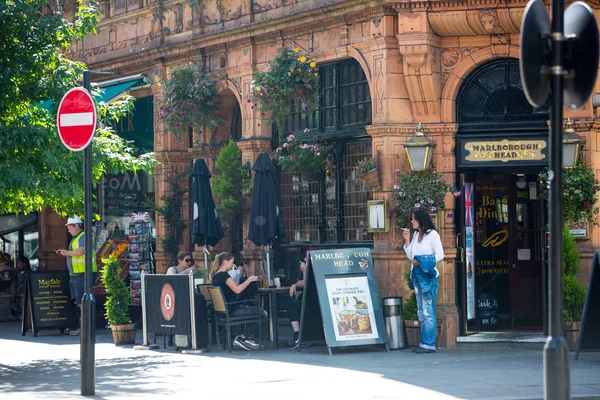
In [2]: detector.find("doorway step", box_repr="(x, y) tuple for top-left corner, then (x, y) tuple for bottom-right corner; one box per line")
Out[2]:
(456, 331), (546, 349)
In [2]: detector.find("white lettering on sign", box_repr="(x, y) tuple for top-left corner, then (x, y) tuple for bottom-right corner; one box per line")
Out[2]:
(59, 112), (94, 127)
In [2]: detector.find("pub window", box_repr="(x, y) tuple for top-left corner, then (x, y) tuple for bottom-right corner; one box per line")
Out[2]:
(457, 58), (549, 126)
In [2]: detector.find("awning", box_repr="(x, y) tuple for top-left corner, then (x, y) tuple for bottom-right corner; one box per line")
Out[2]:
(0, 213), (38, 236)
(95, 75), (150, 103)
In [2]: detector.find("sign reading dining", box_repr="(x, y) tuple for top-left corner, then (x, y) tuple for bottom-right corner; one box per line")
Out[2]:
(464, 139), (546, 162)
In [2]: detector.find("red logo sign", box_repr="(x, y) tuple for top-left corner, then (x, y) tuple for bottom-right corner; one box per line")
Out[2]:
(56, 87), (97, 151)
(358, 259), (370, 271)
(160, 283), (176, 321)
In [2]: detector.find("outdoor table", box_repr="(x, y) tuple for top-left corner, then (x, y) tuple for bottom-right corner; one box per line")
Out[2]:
(258, 286), (290, 349)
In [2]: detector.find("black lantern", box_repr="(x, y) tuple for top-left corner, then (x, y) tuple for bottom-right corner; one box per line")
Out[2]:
(562, 118), (585, 168)
(403, 122), (436, 171)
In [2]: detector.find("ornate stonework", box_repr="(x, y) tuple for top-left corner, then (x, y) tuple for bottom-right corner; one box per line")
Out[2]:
(441, 47), (484, 88)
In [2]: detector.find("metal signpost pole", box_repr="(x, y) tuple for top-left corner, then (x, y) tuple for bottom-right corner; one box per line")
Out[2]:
(81, 70), (96, 396)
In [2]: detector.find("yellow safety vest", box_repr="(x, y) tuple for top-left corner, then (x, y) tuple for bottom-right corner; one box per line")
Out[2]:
(71, 232), (97, 275)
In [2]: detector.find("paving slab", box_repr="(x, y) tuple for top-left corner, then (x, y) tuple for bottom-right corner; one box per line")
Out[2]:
(0, 321), (598, 400)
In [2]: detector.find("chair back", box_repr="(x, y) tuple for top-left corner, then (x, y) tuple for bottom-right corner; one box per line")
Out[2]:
(208, 286), (227, 313)
(198, 284), (212, 301)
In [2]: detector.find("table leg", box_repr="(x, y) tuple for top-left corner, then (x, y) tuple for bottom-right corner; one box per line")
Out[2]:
(272, 292), (279, 349)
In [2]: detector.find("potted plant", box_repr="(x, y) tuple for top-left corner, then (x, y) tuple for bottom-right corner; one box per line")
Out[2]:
(101, 257), (136, 345)
(562, 225), (587, 349)
(272, 129), (335, 180)
(538, 156), (600, 225)
(157, 64), (223, 140)
(393, 167), (460, 230)
(193, 268), (205, 286)
(354, 155), (380, 191)
(250, 47), (319, 131)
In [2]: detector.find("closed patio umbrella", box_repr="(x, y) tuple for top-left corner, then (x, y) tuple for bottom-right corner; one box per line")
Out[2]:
(248, 152), (284, 283)
(191, 158), (224, 277)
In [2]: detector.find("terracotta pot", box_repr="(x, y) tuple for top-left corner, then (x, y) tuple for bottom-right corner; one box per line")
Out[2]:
(563, 320), (581, 350)
(360, 168), (381, 191)
(111, 323), (136, 345)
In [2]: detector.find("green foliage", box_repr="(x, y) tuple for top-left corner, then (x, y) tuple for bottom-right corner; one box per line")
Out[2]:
(154, 167), (189, 265)
(563, 224), (580, 276)
(393, 168), (460, 229)
(192, 268), (205, 280)
(354, 156), (377, 177)
(563, 275), (586, 322)
(212, 140), (250, 258)
(0, 0), (156, 216)
(562, 226), (586, 322)
(212, 140), (251, 217)
(272, 130), (335, 176)
(101, 258), (131, 326)
(404, 293), (419, 321)
(251, 47), (319, 131)
(158, 64), (223, 140)
(539, 156), (600, 224)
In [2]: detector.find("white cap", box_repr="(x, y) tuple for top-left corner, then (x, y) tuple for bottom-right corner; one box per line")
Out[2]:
(65, 216), (83, 226)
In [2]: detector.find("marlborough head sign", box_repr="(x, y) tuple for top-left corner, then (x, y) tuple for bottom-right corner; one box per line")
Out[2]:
(457, 135), (548, 169)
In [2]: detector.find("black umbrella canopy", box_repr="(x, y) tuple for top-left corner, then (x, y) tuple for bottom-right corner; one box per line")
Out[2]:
(248, 152), (284, 246)
(191, 158), (224, 247)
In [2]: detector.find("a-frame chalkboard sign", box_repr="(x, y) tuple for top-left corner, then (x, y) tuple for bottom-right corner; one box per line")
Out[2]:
(22, 271), (75, 336)
(576, 251), (600, 359)
(298, 248), (388, 355)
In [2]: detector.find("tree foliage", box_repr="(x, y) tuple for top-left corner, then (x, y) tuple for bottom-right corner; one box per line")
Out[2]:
(101, 257), (131, 326)
(0, 0), (156, 216)
(562, 225), (586, 322)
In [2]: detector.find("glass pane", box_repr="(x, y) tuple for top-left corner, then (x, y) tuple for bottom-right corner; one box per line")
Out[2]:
(342, 141), (374, 242)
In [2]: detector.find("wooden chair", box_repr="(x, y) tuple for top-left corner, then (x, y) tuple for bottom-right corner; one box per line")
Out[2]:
(207, 286), (263, 352)
(197, 284), (215, 346)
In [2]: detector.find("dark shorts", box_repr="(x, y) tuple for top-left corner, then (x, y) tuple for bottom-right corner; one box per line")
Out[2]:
(69, 273), (97, 304)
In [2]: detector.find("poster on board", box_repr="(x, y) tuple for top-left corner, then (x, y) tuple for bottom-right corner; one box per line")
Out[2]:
(325, 275), (379, 341)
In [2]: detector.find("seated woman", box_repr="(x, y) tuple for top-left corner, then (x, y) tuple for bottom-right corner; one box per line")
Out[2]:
(287, 259), (307, 349)
(166, 251), (197, 275)
(166, 250), (208, 349)
(211, 252), (266, 351)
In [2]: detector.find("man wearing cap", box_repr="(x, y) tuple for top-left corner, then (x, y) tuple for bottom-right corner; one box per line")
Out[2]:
(56, 216), (97, 335)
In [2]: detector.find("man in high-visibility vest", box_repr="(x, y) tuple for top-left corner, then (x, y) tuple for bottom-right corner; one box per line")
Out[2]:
(56, 216), (97, 336)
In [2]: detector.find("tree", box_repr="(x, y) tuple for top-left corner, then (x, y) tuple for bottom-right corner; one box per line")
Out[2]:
(212, 140), (251, 258)
(0, 0), (156, 216)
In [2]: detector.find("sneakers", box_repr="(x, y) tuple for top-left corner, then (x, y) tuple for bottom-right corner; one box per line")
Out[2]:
(232, 335), (252, 351)
(242, 337), (263, 350)
(69, 329), (81, 336)
(413, 346), (435, 354)
(290, 339), (300, 350)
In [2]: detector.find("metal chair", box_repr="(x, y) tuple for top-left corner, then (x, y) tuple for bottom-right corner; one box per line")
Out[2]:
(207, 286), (263, 352)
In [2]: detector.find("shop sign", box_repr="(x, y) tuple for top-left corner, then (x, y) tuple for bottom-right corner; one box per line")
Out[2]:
(464, 139), (546, 162)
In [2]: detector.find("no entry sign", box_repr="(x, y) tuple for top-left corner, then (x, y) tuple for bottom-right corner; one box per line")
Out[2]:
(57, 87), (97, 151)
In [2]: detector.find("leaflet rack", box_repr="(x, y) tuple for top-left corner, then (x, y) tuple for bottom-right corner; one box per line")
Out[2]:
(127, 213), (155, 306)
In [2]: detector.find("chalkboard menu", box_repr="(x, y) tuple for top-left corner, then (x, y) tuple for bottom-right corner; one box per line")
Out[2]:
(576, 251), (600, 359)
(298, 248), (388, 355)
(22, 271), (75, 336)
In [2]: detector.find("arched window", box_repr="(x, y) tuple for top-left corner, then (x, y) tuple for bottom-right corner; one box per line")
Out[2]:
(457, 59), (549, 126)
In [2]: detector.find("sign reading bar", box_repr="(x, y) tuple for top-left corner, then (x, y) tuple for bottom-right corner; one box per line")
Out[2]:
(464, 139), (546, 163)
(298, 248), (388, 354)
(22, 271), (74, 336)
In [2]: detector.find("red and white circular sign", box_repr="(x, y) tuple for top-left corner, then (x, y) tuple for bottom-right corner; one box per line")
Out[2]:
(160, 283), (176, 321)
(56, 87), (97, 151)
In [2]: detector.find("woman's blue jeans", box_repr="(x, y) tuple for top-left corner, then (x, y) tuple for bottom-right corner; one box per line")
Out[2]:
(414, 276), (439, 350)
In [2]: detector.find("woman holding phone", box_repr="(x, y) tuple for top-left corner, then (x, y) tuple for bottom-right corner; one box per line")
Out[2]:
(402, 209), (444, 353)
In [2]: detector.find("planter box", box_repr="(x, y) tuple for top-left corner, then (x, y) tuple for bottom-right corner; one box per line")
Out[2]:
(111, 323), (136, 345)
(404, 319), (442, 348)
(564, 321), (580, 350)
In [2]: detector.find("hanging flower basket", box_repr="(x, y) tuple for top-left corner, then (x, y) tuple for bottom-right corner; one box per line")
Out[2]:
(273, 129), (335, 177)
(360, 168), (381, 191)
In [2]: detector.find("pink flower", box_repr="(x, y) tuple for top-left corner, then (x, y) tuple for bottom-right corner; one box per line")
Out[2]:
(430, 207), (437, 212)
(247, 99), (251, 103)
(251, 106), (254, 109)
(258, 123), (261, 127)
(454, 191), (462, 197)
(447, 212), (453, 218)
(395, 168), (400, 173)
(177, 104), (181, 108)
(304, 128), (310, 133)
(414, 203), (421, 208)
(388, 210), (393, 216)
(287, 135), (295, 141)
(437, 197), (443, 202)
(175, 123), (181, 127)
(181, 112), (186, 116)
(261, 112), (265, 116)
(393, 184), (399, 189)
(307, 105), (312, 109)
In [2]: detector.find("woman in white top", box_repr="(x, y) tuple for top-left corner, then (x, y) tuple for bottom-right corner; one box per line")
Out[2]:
(402, 209), (444, 353)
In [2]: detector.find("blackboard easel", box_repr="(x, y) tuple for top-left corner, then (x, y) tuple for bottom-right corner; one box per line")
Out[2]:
(575, 251), (600, 359)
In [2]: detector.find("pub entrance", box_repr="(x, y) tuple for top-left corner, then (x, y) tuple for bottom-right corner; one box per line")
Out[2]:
(464, 172), (545, 331)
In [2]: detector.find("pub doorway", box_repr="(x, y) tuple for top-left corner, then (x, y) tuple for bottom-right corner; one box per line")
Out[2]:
(464, 172), (545, 332)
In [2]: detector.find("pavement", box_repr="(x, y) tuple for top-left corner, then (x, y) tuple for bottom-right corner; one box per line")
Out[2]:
(0, 321), (598, 400)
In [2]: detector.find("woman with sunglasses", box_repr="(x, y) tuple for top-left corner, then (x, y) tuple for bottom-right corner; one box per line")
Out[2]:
(166, 251), (197, 275)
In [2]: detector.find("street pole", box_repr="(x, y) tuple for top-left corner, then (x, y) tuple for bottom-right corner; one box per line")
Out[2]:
(81, 70), (96, 396)
(544, 0), (570, 397)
